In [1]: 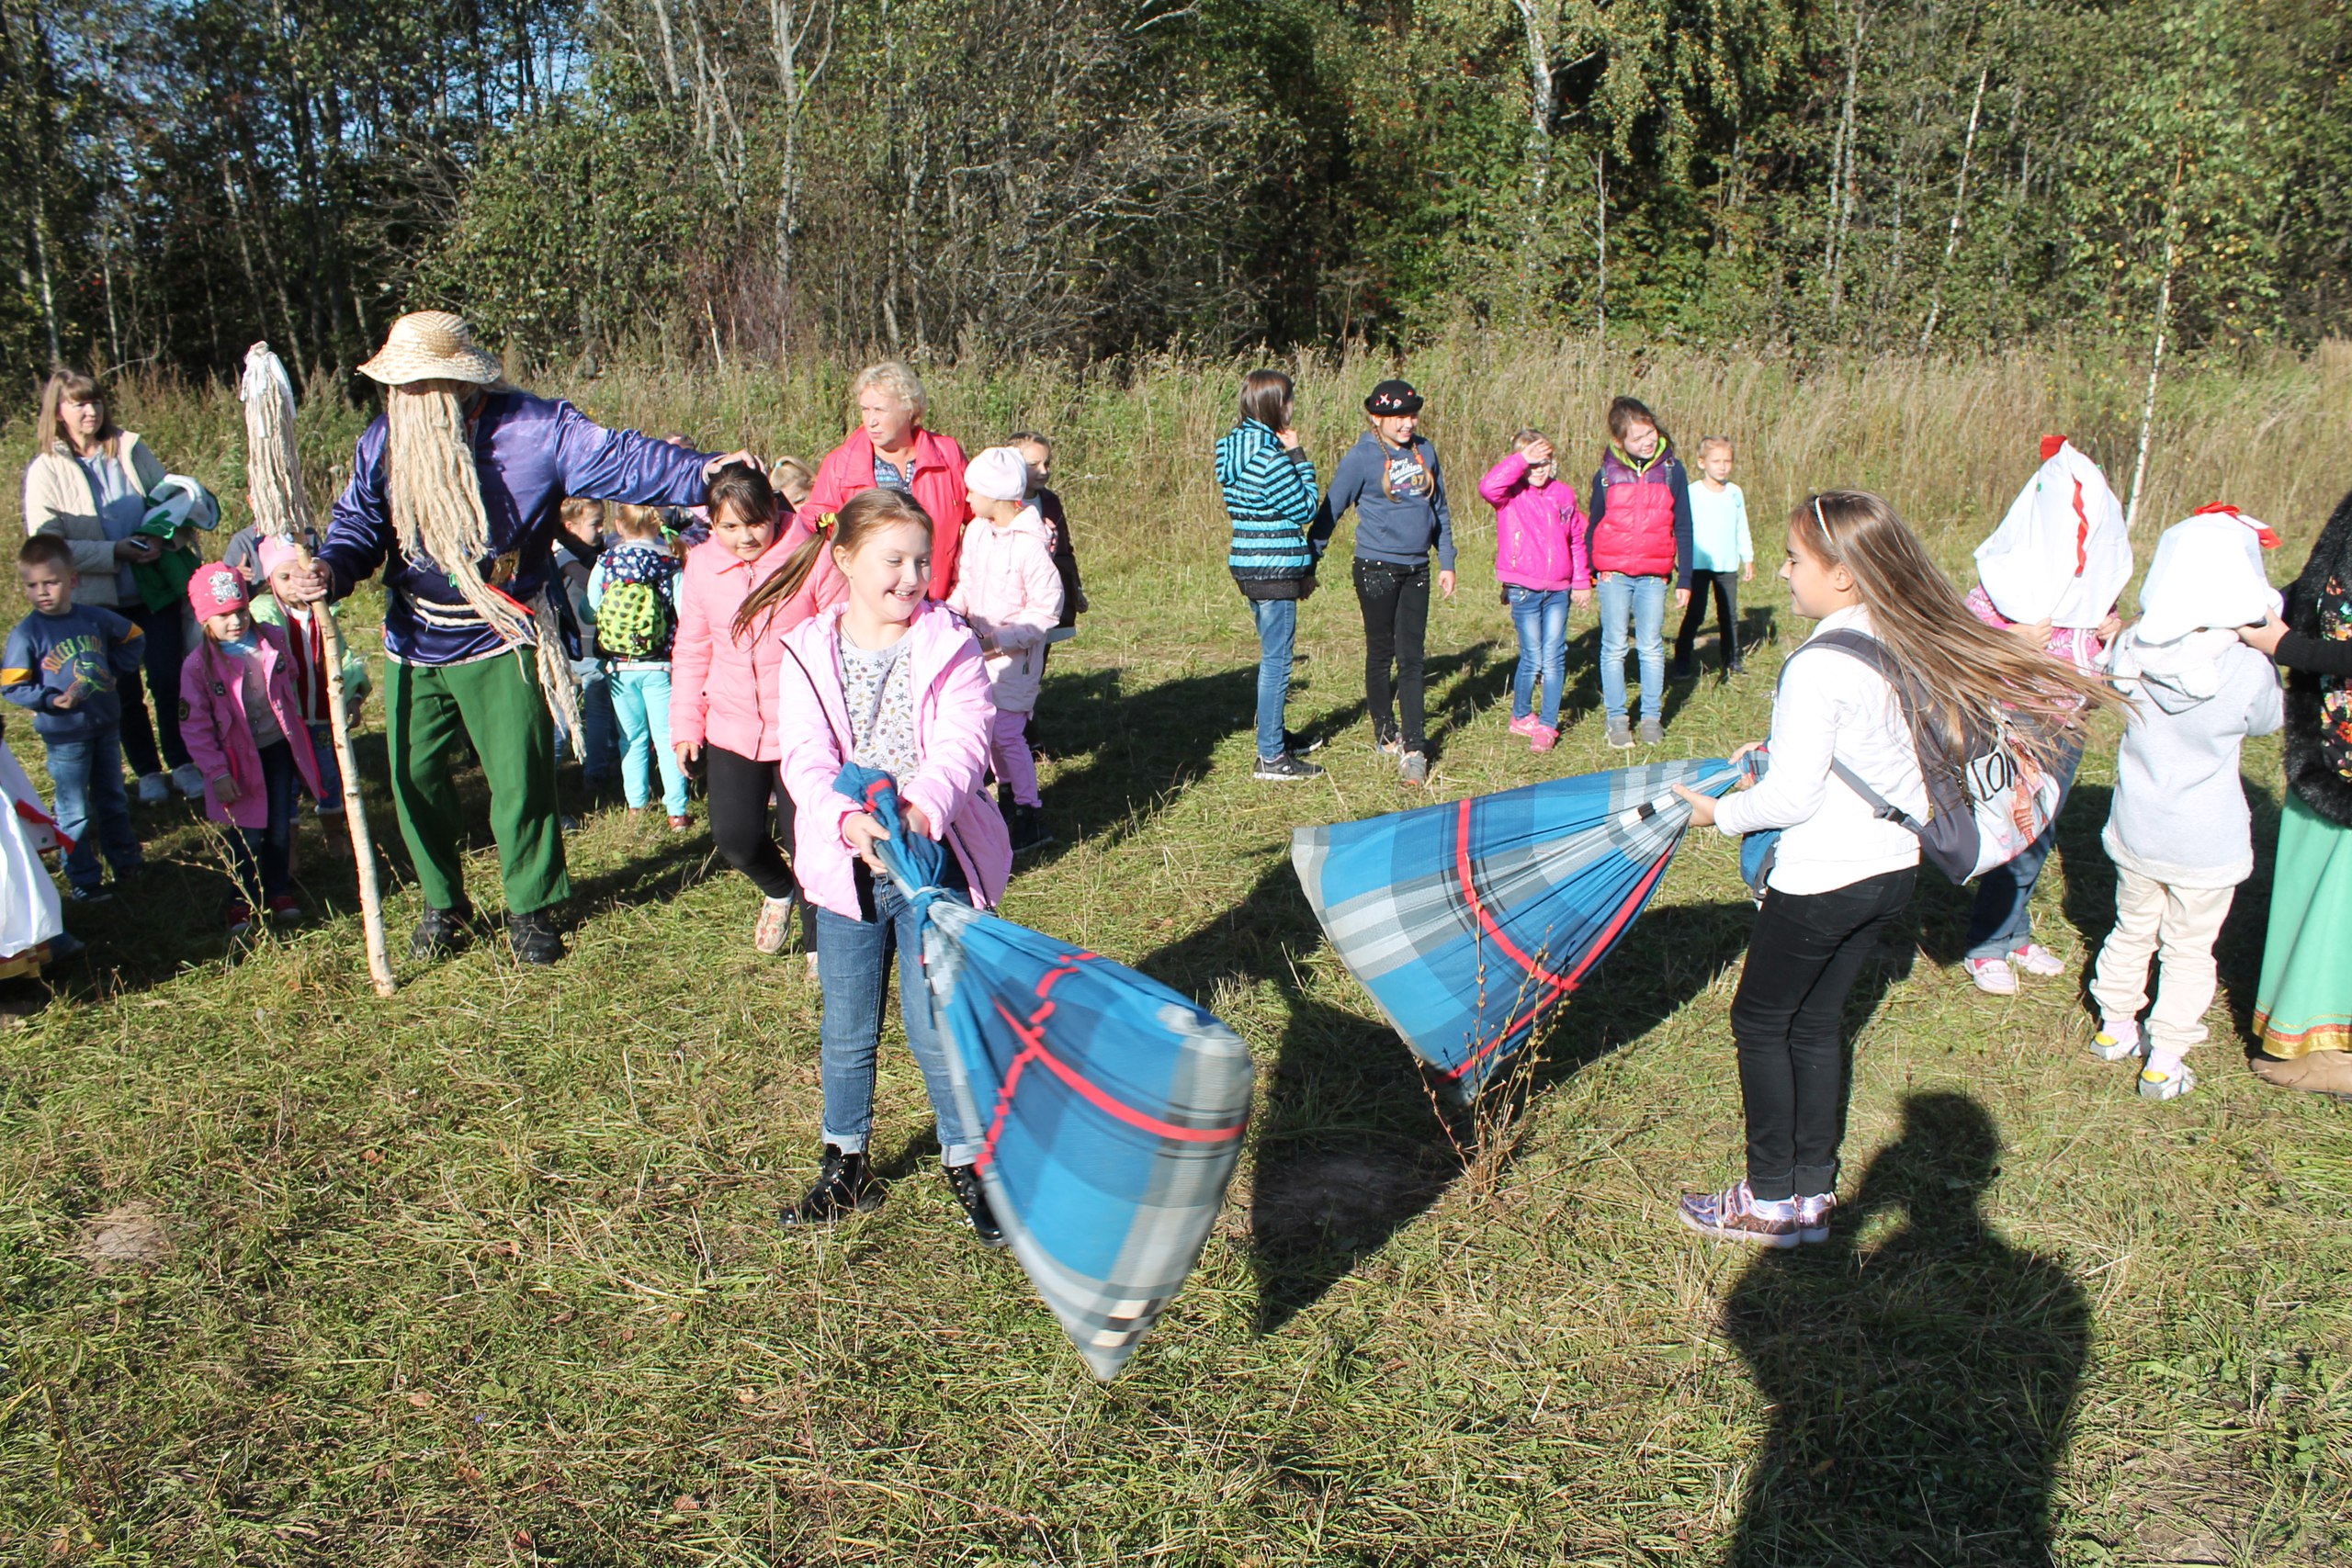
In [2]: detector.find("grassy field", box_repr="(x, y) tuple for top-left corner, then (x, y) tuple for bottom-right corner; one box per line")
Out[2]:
(2, 338), (2348, 1565)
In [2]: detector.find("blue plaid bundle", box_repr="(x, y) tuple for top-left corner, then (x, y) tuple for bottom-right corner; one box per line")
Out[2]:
(1292, 760), (1747, 1093)
(836, 764), (1253, 1380)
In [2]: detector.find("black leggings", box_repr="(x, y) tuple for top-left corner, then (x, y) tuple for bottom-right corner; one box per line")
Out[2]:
(227, 739), (301, 906)
(706, 744), (811, 913)
(1353, 558), (1431, 750)
(1731, 868), (1915, 1200)
(1674, 569), (1741, 671)
(118, 601), (192, 775)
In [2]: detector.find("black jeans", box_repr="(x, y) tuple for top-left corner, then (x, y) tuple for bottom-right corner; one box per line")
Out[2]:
(118, 601), (192, 775)
(706, 745), (817, 939)
(1352, 557), (1430, 751)
(1731, 867), (1916, 1200)
(228, 739), (302, 905)
(1674, 569), (1741, 671)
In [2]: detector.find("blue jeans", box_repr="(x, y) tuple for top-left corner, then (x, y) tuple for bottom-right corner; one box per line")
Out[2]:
(816, 870), (978, 1167)
(1964, 750), (2082, 960)
(1250, 596), (1297, 761)
(608, 665), (688, 816)
(555, 660), (618, 782)
(1597, 572), (1669, 722)
(44, 731), (141, 893)
(228, 739), (302, 905)
(1507, 586), (1570, 728)
(304, 721), (343, 807)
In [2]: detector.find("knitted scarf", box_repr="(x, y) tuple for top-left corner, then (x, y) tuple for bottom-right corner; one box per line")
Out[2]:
(2283, 487), (2352, 828)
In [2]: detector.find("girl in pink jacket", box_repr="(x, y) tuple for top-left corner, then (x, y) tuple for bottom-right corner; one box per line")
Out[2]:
(178, 563), (323, 933)
(670, 465), (819, 956)
(945, 446), (1064, 853)
(770, 488), (1013, 1245)
(1479, 430), (1591, 750)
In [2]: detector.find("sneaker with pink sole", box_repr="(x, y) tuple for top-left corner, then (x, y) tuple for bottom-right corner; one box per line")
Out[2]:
(1962, 955), (2018, 995)
(1509, 713), (1543, 739)
(1678, 1179), (1804, 1247)
(1530, 723), (1559, 753)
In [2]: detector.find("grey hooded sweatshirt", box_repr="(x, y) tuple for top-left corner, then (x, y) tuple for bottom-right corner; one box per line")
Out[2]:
(2103, 637), (2283, 887)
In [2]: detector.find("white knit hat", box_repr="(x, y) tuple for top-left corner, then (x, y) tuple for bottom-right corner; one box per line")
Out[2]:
(964, 446), (1031, 502)
(357, 310), (503, 387)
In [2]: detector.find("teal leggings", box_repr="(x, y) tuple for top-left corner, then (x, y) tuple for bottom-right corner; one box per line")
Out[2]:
(609, 665), (689, 816)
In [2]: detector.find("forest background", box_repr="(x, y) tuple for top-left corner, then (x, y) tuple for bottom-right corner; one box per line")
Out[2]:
(5, 0), (2350, 385)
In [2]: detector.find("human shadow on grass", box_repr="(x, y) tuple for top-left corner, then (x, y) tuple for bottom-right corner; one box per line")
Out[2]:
(1722, 1091), (2088, 1568)
(1137, 859), (1764, 1334)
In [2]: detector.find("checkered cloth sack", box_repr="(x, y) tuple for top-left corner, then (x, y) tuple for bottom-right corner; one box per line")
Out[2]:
(836, 763), (1253, 1381)
(1292, 759), (1747, 1093)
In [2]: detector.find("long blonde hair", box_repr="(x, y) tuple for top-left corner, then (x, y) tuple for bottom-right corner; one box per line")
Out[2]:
(731, 485), (933, 642)
(1794, 491), (2125, 765)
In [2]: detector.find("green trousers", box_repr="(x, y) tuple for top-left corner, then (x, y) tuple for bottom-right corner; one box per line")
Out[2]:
(385, 651), (568, 916)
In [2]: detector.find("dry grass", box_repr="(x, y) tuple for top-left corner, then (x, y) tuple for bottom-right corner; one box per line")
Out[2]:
(0, 338), (2347, 1564)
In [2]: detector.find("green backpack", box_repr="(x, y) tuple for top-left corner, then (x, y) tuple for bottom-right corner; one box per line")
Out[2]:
(594, 548), (677, 660)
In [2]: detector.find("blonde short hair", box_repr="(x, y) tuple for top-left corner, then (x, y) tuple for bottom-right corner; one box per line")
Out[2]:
(769, 456), (816, 506)
(849, 362), (927, 427)
(1696, 434), (1735, 458)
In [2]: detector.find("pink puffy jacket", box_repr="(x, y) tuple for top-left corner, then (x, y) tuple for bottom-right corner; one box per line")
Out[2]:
(670, 532), (817, 761)
(1480, 453), (1591, 593)
(775, 600), (1012, 921)
(944, 507), (1064, 714)
(177, 624), (323, 830)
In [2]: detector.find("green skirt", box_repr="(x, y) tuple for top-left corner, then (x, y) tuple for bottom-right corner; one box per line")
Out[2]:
(2255, 789), (2352, 1057)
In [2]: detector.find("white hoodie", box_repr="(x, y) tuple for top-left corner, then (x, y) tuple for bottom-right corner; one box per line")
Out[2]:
(944, 504), (1065, 713)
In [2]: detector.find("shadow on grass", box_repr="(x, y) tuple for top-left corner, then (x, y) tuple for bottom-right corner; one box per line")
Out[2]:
(1724, 1091), (2088, 1567)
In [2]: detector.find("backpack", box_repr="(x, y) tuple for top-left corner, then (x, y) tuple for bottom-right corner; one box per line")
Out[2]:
(1740, 627), (2075, 897)
(594, 547), (677, 661)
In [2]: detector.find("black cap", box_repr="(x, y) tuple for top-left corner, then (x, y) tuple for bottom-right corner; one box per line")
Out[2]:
(1364, 379), (1424, 416)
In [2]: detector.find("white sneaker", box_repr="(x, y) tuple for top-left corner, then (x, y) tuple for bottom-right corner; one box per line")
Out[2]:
(2138, 1061), (2196, 1100)
(171, 762), (206, 799)
(135, 773), (171, 806)
(2091, 1018), (2143, 1062)
(2011, 942), (2066, 977)
(1963, 956), (2018, 995)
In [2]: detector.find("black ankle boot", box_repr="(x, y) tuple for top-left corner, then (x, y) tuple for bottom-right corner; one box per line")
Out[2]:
(504, 908), (566, 965)
(787, 1145), (885, 1224)
(944, 1163), (1006, 1247)
(411, 901), (475, 961)
(1009, 805), (1055, 855)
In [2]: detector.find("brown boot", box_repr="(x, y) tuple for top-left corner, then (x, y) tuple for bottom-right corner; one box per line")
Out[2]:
(2247, 1047), (2352, 1098)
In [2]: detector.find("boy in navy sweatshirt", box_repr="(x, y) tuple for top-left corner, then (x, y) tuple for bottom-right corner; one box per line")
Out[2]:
(3, 536), (147, 898)
(1321, 378), (1457, 784)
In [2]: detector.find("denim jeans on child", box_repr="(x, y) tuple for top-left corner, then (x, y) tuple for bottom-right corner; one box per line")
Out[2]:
(1597, 571), (1669, 723)
(608, 664), (689, 816)
(816, 864), (978, 1167)
(557, 657), (618, 783)
(227, 739), (301, 904)
(1507, 586), (1570, 728)
(1251, 596), (1296, 761)
(44, 731), (141, 893)
(304, 721), (343, 808)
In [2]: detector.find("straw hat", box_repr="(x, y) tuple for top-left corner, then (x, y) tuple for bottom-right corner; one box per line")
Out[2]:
(357, 310), (503, 387)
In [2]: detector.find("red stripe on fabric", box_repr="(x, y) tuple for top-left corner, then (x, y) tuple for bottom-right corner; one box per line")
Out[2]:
(976, 951), (1240, 1170)
(1445, 851), (1673, 1081)
(2040, 434), (2066, 461)
(16, 798), (69, 852)
(1453, 798), (1577, 990)
(2071, 478), (2088, 575)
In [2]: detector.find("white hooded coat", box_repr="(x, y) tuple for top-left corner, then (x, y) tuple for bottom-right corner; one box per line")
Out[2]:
(944, 504), (1065, 713)
(1974, 438), (2132, 629)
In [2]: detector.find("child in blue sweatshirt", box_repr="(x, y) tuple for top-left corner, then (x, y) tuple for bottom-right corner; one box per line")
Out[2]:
(3, 536), (146, 898)
(1321, 378), (1457, 784)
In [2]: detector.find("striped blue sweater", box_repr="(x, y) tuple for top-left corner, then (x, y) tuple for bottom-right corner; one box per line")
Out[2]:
(1217, 419), (1330, 598)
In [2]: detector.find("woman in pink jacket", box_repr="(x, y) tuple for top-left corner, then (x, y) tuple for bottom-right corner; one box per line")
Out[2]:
(671, 463), (822, 955)
(769, 488), (1012, 1245)
(796, 361), (971, 607)
(1480, 430), (1591, 750)
(177, 563), (323, 932)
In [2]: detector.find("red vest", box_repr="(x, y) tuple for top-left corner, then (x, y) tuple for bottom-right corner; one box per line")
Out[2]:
(1591, 449), (1679, 577)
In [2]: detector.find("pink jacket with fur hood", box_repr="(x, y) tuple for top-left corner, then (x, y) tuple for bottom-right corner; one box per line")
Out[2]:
(775, 600), (1012, 920)
(177, 623), (324, 830)
(671, 532), (809, 761)
(944, 505), (1064, 713)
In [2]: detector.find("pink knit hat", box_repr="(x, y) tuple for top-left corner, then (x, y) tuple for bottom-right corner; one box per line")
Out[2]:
(187, 562), (250, 621)
(256, 536), (303, 581)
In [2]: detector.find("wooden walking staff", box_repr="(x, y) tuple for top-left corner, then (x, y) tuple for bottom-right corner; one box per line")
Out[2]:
(240, 343), (397, 997)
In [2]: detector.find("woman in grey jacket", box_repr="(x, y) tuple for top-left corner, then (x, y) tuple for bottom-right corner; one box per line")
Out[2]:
(1321, 378), (1456, 784)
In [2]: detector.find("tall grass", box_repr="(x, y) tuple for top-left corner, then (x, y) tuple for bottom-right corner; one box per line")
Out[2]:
(2, 336), (2348, 1565)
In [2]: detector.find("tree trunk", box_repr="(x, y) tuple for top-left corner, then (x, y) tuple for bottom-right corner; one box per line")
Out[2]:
(1919, 63), (1987, 350)
(2126, 162), (2186, 536)
(1825, 5), (1866, 321)
(1594, 148), (1608, 356)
